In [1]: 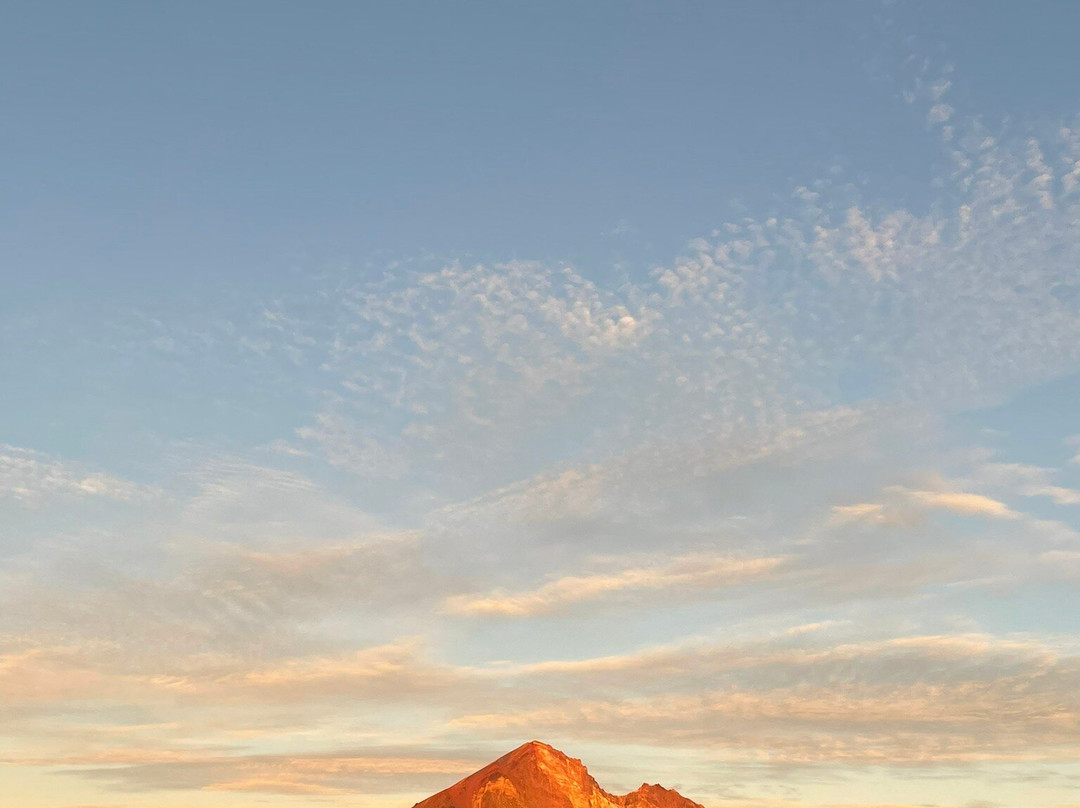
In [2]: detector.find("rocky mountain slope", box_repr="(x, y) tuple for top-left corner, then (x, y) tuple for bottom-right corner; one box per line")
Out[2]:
(412, 741), (705, 808)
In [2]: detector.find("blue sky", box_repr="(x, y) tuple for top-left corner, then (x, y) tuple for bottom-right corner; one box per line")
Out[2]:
(3, 3), (1080, 808)
(12, 1), (1079, 302)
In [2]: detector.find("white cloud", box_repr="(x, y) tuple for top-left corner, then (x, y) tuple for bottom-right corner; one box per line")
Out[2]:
(0, 444), (157, 504)
(1024, 485), (1080, 506)
(903, 489), (1019, 519)
(448, 632), (1080, 765)
(831, 484), (1021, 526)
(830, 502), (903, 526)
(445, 554), (786, 617)
(296, 412), (409, 479)
(963, 461), (1080, 506)
(928, 103), (954, 123)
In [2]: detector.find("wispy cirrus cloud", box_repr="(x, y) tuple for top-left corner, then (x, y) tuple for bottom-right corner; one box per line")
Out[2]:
(903, 489), (1019, 519)
(8, 624), (1080, 789)
(445, 554), (786, 618)
(0, 445), (157, 504)
(239, 103), (1080, 508)
(32, 748), (481, 797)
(449, 632), (1080, 766)
(0, 529), (441, 673)
(832, 484), (1020, 526)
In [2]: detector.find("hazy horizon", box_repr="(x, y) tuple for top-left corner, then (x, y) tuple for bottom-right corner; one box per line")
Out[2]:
(3, 3), (1080, 807)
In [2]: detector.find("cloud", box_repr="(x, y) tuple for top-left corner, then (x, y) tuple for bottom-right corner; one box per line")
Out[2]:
(0, 530), (441, 671)
(145, 641), (470, 704)
(831, 485), (1021, 527)
(0, 444), (157, 505)
(54, 93), (1080, 519)
(903, 489), (1019, 519)
(43, 749), (480, 796)
(5, 621), (1080, 798)
(963, 461), (1080, 507)
(928, 103), (954, 123)
(445, 555), (786, 617)
(430, 402), (884, 567)
(296, 259), (660, 487)
(177, 456), (380, 542)
(1025, 485), (1080, 506)
(449, 632), (1080, 766)
(10, 626), (1080, 787)
(1041, 550), (1080, 579)
(830, 502), (912, 526)
(436, 463), (609, 529)
(228, 104), (1080, 509)
(296, 412), (410, 479)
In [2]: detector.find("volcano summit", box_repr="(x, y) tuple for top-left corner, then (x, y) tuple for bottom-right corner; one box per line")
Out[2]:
(412, 741), (705, 808)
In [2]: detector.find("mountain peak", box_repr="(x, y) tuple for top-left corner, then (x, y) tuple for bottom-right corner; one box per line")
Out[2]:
(502, 740), (563, 761)
(412, 742), (704, 808)
(624, 783), (704, 808)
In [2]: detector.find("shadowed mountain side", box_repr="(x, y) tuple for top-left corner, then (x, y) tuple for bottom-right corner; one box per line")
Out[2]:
(412, 742), (706, 808)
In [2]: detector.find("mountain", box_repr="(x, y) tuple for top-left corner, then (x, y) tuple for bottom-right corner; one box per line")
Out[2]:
(412, 741), (705, 808)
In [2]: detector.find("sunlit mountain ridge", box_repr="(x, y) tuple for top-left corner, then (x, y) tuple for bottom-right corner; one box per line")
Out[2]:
(413, 742), (704, 808)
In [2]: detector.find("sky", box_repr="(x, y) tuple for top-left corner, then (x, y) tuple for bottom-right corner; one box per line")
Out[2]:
(3, 2), (1080, 807)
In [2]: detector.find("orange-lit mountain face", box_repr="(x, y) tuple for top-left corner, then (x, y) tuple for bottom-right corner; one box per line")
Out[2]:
(412, 742), (705, 808)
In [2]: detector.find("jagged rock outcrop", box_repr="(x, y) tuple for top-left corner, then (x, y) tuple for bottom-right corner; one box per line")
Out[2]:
(412, 741), (705, 808)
